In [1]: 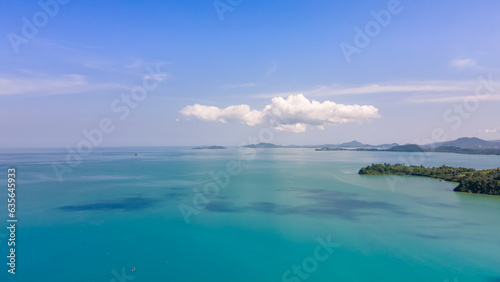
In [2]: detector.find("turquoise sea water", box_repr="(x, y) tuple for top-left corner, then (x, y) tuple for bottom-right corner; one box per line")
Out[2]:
(0, 147), (499, 281)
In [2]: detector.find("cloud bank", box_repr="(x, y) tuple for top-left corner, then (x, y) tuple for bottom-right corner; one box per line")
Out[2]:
(484, 128), (499, 134)
(252, 81), (470, 99)
(450, 58), (477, 69)
(180, 94), (380, 132)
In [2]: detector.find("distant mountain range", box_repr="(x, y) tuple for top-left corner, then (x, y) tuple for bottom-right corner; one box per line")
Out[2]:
(428, 137), (500, 149)
(336, 140), (399, 149)
(243, 143), (283, 148)
(241, 137), (500, 155)
(193, 145), (227, 149)
(243, 141), (399, 149)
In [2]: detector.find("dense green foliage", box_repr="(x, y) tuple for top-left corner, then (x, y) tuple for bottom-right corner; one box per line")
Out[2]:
(359, 163), (500, 195)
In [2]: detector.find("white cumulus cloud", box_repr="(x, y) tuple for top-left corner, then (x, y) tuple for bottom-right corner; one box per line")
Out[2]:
(180, 94), (380, 133)
(484, 128), (499, 134)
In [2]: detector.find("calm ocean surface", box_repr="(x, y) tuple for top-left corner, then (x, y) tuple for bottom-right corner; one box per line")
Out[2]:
(1, 147), (499, 282)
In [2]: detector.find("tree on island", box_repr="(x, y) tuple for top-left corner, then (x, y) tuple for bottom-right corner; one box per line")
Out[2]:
(359, 163), (500, 195)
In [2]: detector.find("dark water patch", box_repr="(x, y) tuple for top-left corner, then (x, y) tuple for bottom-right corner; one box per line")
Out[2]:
(413, 233), (445, 240)
(279, 187), (358, 198)
(414, 199), (458, 209)
(204, 188), (408, 220)
(205, 188), (408, 221)
(164, 191), (188, 200)
(240, 199), (388, 220)
(206, 200), (291, 214)
(299, 189), (407, 216)
(205, 201), (244, 213)
(299, 205), (360, 220)
(247, 202), (292, 214)
(462, 221), (481, 226)
(59, 197), (157, 211)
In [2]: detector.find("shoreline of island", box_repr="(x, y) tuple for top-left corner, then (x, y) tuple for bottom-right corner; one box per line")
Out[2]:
(358, 163), (500, 196)
(236, 137), (500, 156)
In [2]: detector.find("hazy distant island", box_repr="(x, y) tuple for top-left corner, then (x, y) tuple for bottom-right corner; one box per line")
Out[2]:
(386, 144), (500, 155)
(315, 147), (380, 152)
(243, 143), (284, 148)
(359, 163), (500, 195)
(240, 137), (500, 155)
(192, 145), (227, 150)
(244, 141), (396, 149)
(314, 137), (500, 156)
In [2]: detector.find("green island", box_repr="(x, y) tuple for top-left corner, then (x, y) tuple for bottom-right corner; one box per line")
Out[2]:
(359, 163), (500, 195)
(192, 145), (227, 150)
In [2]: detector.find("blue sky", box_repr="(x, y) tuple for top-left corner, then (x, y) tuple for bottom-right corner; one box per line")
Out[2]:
(1, 0), (500, 147)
